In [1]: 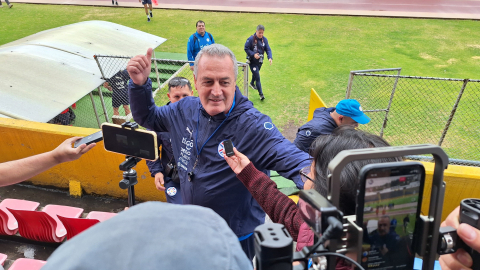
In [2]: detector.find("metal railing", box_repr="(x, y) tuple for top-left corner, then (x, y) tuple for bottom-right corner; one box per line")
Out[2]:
(346, 68), (480, 166)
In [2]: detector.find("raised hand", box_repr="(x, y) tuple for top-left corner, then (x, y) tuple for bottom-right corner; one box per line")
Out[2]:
(127, 48), (153, 86)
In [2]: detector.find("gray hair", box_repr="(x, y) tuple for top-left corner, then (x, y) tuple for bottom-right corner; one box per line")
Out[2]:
(257, 24), (265, 31)
(194, 44), (238, 80)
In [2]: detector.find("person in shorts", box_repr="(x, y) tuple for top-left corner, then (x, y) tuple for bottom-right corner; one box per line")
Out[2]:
(104, 69), (131, 117)
(139, 0), (153, 22)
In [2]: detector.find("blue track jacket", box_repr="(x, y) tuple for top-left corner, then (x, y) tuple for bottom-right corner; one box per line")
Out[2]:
(187, 32), (215, 66)
(294, 107), (337, 153)
(129, 79), (310, 236)
(244, 34), (272, 63)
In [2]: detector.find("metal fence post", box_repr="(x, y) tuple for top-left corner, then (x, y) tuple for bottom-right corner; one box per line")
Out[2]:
(89, 92), (102, 128)
(243, 64), (249, 97)
(97, 87), (110, 123)
(345, 71), (355, 99)
(379, 68), (401, 137)
(438, 79), (468, 146)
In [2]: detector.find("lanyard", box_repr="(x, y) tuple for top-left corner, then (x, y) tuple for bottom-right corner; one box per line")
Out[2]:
(195, 95), (236, 157)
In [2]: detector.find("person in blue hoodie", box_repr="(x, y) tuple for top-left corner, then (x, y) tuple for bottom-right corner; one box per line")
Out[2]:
(127, 44), (310, 260)
(187, 20), (215, 71)
(294, 99), (371, 153)
(146, 77), (193, 204)
(244, 25), (273, 101)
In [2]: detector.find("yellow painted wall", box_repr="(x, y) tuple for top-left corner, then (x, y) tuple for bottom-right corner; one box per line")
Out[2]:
(0, 118), (165, 202)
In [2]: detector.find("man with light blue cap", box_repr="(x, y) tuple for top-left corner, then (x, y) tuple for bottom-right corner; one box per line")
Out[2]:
(294, 99), (371, 153)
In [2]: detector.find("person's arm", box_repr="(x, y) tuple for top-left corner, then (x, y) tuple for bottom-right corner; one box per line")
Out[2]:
(439, 206), (480, 270)
(244, 37), (255, 58)
(264, 37), (273, 64)
(242, 113), (311, 189)
(224, 148), (304, 239)
(127, 48), (171, 132)
(0, 137), (95, 187)
(187, 35), (195, 66)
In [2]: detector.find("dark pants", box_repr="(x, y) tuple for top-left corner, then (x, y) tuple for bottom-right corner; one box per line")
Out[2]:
(239, 234), (255, 262)
(1, 0), (11, 5)
(249, 62), (263, 95)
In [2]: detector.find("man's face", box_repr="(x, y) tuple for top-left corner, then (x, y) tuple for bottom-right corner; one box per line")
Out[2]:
(196, 23), (206, 35)
(167, 86), (193, 103)
(194, 55), (236, 116)
(340, 116), (359, 128)
(256, 29), (264, 39)
(378, 217), (390, 236)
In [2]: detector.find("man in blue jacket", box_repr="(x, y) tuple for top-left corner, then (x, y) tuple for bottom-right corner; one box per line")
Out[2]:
(244, 25), (272, 101)
(127, 44), (310, 260)
(146, 77), (193, 204)
(294, 99), (370, 153)
(187, 20), (215, 71)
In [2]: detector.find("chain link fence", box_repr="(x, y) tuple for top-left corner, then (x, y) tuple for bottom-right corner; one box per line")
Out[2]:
(346, 68), (480, 166)
(56, 54), (249, 129)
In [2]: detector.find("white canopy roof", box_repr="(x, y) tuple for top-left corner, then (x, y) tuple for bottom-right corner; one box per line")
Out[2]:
(0, 20), (166, 122)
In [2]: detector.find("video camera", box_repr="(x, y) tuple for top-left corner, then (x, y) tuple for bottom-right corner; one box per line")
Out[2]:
(254, 144), (480, 270)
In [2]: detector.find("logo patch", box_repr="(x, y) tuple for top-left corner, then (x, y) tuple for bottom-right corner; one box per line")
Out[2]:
(206, 38), (210, 42)
(167, 187), (177, 196)
(253, 67), (257, 71)
(305, 130), (311, 137)
(264, 122), (274, 130)
(359, 106), (363, 111)
(218, 140), (234, 158)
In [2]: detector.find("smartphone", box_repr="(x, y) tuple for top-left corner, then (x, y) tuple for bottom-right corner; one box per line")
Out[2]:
(356, 162), (425, 270)
(74, 130), (103, 148)
(223, 139), (234, 157)
(101, 123), (158, 161)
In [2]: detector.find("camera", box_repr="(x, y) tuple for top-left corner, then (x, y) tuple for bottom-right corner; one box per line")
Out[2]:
(164, 162), (180, 183)
(254, 144), (479, 270)
(259, 54), (264, 63)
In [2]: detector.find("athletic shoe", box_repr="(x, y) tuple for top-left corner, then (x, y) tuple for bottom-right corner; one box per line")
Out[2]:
(148, 17), (150, 22)
(115, 1), (118, 5)
(0, 5), (3, 7)
(111, 0), (114, 4)
(260, 94), (265, 101)
(249, 83), (257, 90)
(8, 4), (13, 7)
(150, 12), (153, 17)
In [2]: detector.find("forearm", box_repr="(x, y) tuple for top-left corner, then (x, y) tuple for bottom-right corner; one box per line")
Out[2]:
(237, 162), (303, 239)
(0, 151), (60, 187)
(128, 78), (162, 130)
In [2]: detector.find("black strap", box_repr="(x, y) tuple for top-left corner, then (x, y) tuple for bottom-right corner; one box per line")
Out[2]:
(193, 32), (213, 47)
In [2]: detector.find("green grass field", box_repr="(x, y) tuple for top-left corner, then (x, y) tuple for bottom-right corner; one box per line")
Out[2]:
(2, 4), (480, 132)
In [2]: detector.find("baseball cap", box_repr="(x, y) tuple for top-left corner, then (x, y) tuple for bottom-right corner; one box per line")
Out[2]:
(43, 202), (252, 270)
(335, 99), (370, 124)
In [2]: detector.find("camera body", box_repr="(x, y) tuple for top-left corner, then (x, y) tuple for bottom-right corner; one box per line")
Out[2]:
(258, 54), (264, 64)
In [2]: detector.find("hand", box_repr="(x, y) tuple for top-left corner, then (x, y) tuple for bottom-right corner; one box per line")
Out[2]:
(439, 206), (480, 270)
(51, 137), (96, 164)
(103, 82), (112, 91)
(154, 172), (165, 191)
(269, 58), (273, 65)
(224, 148), (251, 175)
(380, 245), (389, 256)
(254, 53), (260, 60)
(189, 65), (194, 71)
(127, 48), (153, 86)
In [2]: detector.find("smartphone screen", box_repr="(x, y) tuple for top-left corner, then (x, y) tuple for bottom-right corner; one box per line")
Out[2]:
(357, 162), (425, 270)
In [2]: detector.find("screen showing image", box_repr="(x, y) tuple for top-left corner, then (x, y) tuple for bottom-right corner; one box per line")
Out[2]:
(102, 124), (157, 161)
(360, 165), (424, 270)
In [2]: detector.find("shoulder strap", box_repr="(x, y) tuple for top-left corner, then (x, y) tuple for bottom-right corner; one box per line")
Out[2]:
(193, 33), (198, 46)
(208, 32), (213, 41)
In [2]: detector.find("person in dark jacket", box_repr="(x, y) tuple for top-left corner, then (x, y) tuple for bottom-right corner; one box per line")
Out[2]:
(294, 99), (370, 153)
(244, 25), (272, 101)
(146, 77), (193, 204)
(126, 44), (310, 260)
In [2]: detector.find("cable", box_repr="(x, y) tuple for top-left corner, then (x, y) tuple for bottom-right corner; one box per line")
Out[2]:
(309, 252), (365, 270)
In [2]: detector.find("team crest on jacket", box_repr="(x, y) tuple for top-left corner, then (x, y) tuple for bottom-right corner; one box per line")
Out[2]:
(218, 140), (234, 158)
(305, 130), (311, 137)
(264, 122), (274, 130)
(167, 187), (177, 196)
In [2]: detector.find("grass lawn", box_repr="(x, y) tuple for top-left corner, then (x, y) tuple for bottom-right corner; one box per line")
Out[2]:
(2, 4), (480, 131)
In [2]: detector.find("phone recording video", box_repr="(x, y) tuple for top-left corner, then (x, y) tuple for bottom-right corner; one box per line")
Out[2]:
(356, 162), (425, 270)
(101, 123), (158, 161)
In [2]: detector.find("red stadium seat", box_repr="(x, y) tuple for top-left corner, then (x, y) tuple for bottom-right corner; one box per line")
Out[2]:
(57, 211), (117, 240)
(8, 258), (46, 270)
(0, 253), (7, 266)
(8, 205), (83, 243)
(0, 199), (40, 235)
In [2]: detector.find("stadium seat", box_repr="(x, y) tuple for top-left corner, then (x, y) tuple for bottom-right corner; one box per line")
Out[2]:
(8, 258), (46, 270)
(8, 205), (83, 243)
(0, 199), (40, 235)
(0, 253), (7, 266)
(57, 211), (117, 240)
